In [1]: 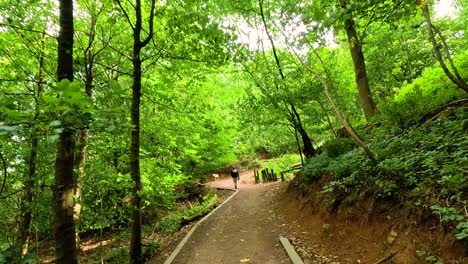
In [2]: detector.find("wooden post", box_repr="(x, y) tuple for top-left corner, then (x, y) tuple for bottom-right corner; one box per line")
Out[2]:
(280, 172), (284, 181)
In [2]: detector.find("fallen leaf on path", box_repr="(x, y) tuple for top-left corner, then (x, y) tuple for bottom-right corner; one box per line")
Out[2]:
(240, 259), (250, 263)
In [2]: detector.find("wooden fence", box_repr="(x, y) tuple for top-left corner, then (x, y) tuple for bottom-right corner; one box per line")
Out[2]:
(254, 168), (280, 183)
(254, 164), (303, 184)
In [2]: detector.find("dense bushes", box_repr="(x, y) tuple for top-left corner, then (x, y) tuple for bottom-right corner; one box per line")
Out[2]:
(378, 52), (467, 128)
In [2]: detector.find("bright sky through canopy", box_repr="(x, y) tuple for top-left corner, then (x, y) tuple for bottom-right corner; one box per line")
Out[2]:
(232, 0), (457, 52)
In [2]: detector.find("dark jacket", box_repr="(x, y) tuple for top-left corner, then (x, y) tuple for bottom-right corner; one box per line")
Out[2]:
(230, 169), (239, 178)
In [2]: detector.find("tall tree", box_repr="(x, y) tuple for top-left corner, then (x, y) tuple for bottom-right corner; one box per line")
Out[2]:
(53, 0), (77, 263)
(339, 0), (377, 120)
(116, 0), (155, 262)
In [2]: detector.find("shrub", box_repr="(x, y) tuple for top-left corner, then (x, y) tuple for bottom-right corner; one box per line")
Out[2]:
(319, 138), (357, 158)
(105, 247), (129, 264)
(327, 149), (369, 180)
(303, 154), (332, 181)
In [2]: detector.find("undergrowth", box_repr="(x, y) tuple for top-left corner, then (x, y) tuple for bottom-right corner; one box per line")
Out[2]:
(155, 192), (218, 233)
(302, 107), (467, 243)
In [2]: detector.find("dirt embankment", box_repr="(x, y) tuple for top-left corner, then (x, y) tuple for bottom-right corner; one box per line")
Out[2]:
(272, 177), (467, 264)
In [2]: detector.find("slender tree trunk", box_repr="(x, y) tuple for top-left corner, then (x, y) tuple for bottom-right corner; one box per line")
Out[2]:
(293, 127), (304, 166)
(312, 50), (350, 121)
(73, 14), (96, 246)
(20, 135), (37, 256)
(293, 53), (378, 165)
(290, 104), (315, 158)
(422, 4), (468, 92)
(317, 98), (337, 137)
(120, 0), (156, 262)
(54, 0), (77, 263)
(340, 0), (377, 120)
(130, 42), (143, 264)
(20, 31), (46, 256)
(258, 0), (316, 158)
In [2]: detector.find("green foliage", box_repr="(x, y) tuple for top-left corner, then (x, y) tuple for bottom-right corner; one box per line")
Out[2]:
(240, 159), (260, 169)
(455, 221), (468, 240)
(319, 138), (357, 158)
(155, 192), (218, 233)
(0, 0), (467, 259)
(378, 53), (467, 128)
(303, 108), (467, 238)
(431, 206), (464, 222)
(80, 172), (133, 232)
(416, 250), (445, 264)
(142, 240), (160, 261)
(258, 154), (302, 179)
(105, 247), (130, 264)
(303, 154), (332, 181)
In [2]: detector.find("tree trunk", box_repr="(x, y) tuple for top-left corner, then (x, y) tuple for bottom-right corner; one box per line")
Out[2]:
(20, 31), (46, 256)
(54, 0), (78, 263)
(340, 0), (377, 120)
(130, 42), (143, 264)
(293, 127), (304, 166)
(74, 14), (96, 246)
(116, 1), (154, 259)
(20, 135), (37, 256)
(128, 0), (153, 262)
(422, 4), (468, 92)
(317, 98), (337, 137)
(290, 104), (315, 158)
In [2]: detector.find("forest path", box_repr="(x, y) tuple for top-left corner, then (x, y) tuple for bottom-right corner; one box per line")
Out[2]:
(169, 170), (291, 264)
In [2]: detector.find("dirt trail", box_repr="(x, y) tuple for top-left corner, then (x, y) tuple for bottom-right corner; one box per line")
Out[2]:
(170, 170), (291, 264)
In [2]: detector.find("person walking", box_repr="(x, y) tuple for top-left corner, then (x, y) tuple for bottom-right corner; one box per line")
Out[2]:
(230, 167), (240, 189)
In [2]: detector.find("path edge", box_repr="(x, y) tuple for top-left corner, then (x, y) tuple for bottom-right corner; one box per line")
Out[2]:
(163, 188), (239, 264)
(279, 236), (305, 264)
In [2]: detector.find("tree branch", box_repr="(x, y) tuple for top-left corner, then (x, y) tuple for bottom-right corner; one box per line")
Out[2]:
(141, 0), (156, 47)
(0, 152), (7, 197)
(0, 23), (55, 37)
(431, 23), (464, 82)
(116, 0), (135, 31)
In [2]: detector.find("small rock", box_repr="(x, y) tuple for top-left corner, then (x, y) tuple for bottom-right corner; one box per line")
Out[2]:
(386, 229), (398, 244)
